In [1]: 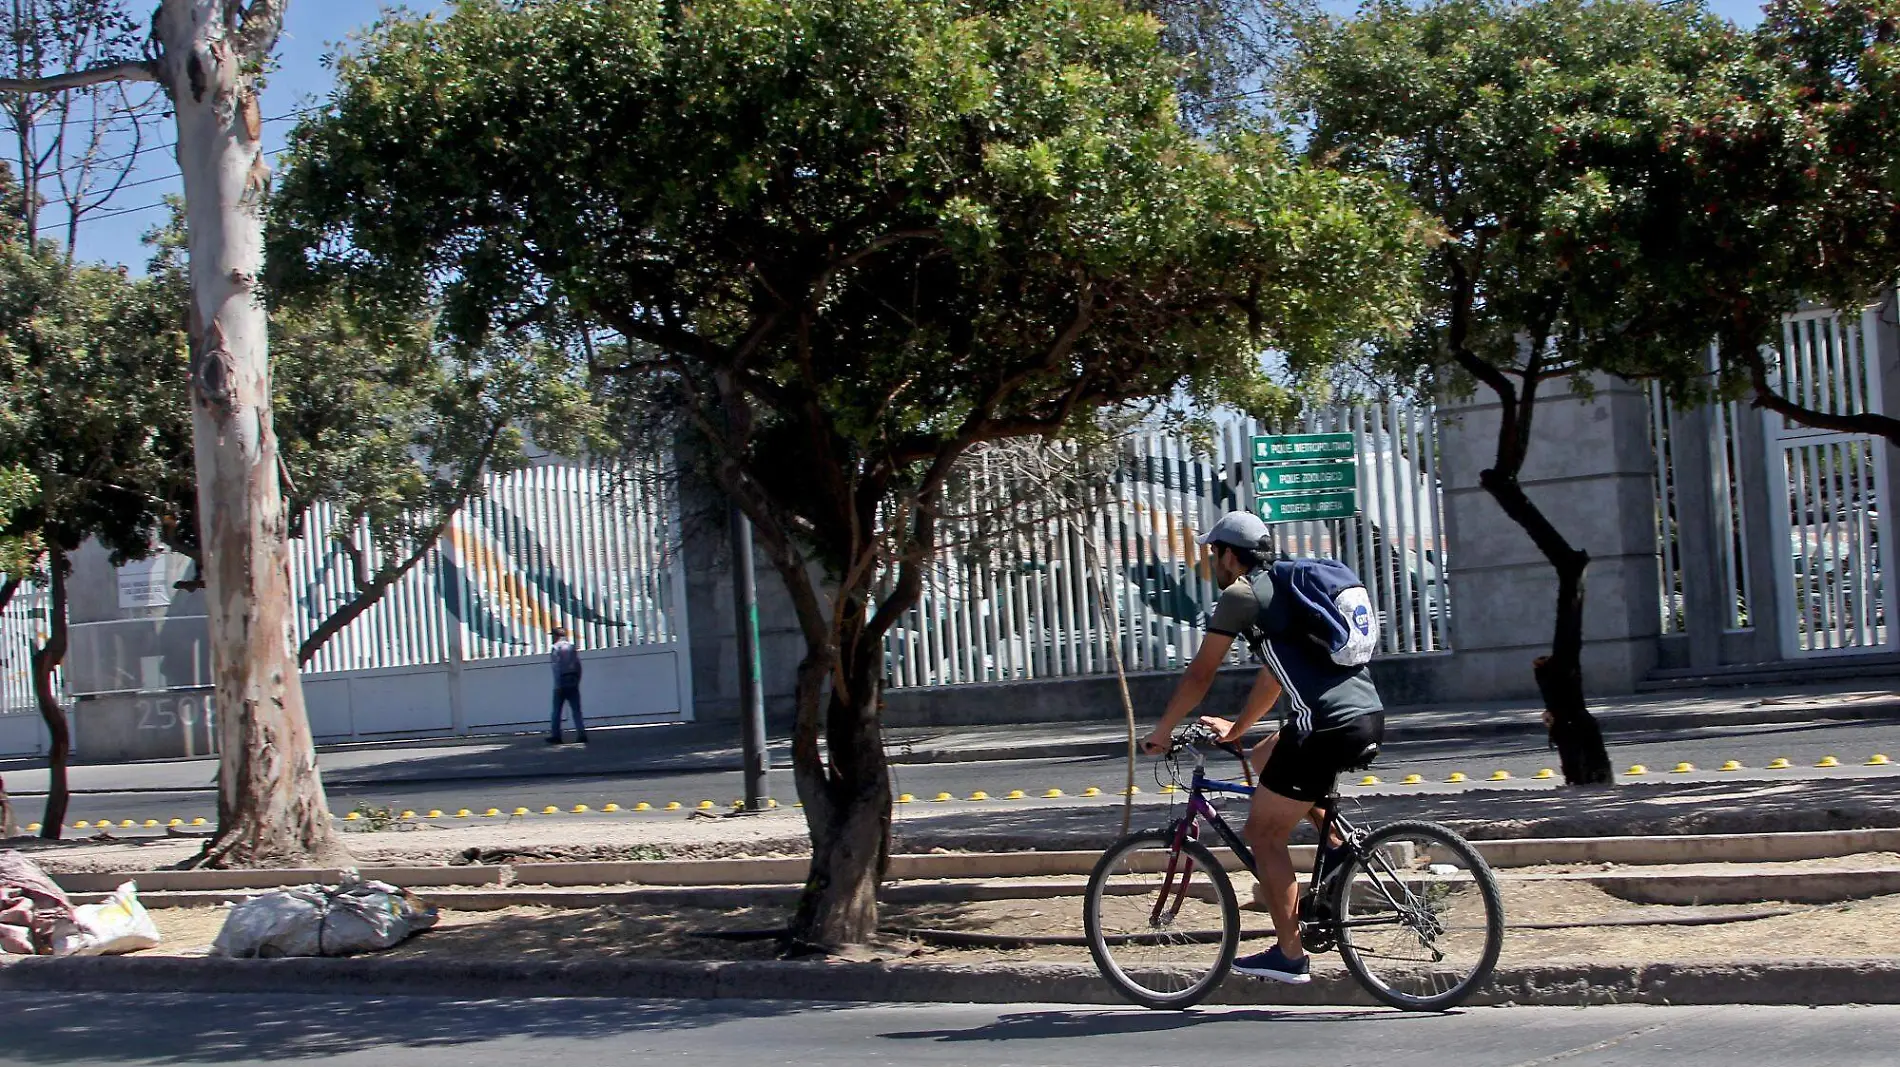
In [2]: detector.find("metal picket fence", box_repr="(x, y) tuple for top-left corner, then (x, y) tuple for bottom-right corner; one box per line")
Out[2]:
(880, 400), (1451, 689)
(0, 584), (50, 715)
(290, 459), (681, 675)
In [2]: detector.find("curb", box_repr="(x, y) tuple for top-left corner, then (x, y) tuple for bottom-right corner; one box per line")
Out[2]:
(3, 955), (1897, 1007)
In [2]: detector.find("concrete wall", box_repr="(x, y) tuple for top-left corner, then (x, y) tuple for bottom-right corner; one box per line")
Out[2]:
(1433, 376), (1663, 701)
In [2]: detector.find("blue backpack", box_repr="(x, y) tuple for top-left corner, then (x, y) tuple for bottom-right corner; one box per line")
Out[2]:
(1250, 559), (1379, 667)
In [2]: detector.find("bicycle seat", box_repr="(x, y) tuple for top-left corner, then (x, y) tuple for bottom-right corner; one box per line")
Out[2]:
(1347, 742), (1380, 770)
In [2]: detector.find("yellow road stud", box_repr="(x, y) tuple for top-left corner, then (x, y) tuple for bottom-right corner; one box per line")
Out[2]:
(1044, 788), (1065, 798)
(1625, 765), (1647, 776)
(634, 802), (652, 812)
(143, 819), (159, 828)
(1082, 786), (1103, 797)
(697, 800), (716, 810)
(1672, 762), (1696, 774)
(542, 806), (560, 815)
(1869, 754), (1891, 766)
(484, 808), (502, 817)
(602, 803), (621, 813)
(73, 821), (89, 829)
(512, 807), (531, 816)
(120, 820), (136, 828)
(933, 792), (954, 802)
(426, 810), (444, 819)
(1489, 770), (1511, 781)
(766, 798), (779, 809)
(1817, 755), (1841, 768)
(968, 790), (989, 801)
(1360, 775), (1381, 786)
(1159, 784), (1178, 795)
(25, 823), (38, 833)
(344, 812), (361, 822)
(168, 818), (183, 827)
(1767, 757), (1792, 769)
(896, 793), (914, 804)
(1533, 768), (1556, 780)
(400, 810), (417, 819)
(1401, 774), (1423, 785)
(1006, 789), (1026, 800)
(664, 801), (682, 811)
(191, 817), (207, 826)
(1720, 760), (1744, 772)
(455, 809), (472, 818)
(1447, 772), (1468, 783)
(1120, 786), (1142, 796)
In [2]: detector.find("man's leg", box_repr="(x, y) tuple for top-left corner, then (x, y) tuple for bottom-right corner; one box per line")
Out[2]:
(549, 689), (564, 744)
(1243, 784), (1314, 960)
(567, 687), (587, 742)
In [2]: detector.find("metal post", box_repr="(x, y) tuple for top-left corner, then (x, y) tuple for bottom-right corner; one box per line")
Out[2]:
(730, 503), (770, 810)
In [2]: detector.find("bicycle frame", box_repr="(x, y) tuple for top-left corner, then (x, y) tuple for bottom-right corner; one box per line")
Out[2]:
(1155, 747), (1370, 934)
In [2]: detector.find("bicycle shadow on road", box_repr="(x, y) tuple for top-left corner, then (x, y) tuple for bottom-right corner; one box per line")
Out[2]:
(879, 1006), (1434, 1043)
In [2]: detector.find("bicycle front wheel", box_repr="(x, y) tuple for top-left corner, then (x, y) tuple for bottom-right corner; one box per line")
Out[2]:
(1083, 829), (1239, 1010)
(1333, 819), (1505, 1012)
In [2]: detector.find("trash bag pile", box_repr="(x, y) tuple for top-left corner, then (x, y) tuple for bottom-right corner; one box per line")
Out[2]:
(0, 851), (161, 957)
(211, 875), (437, 958)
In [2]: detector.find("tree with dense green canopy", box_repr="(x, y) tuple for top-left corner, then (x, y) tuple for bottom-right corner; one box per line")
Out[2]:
(1288, 0), (1781, 783)
(273, 0), (1425, 947)
(0, 171), (194, 835)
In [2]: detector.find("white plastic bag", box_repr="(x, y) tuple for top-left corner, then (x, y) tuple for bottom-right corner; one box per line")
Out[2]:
(51, 881), (161, 957)
(212, 877), (437, 958)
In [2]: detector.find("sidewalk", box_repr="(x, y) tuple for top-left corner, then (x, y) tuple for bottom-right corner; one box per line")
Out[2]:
(1, 678), (1896, 797)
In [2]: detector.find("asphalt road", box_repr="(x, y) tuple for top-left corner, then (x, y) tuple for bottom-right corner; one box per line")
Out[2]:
(0, 995), (1897, 1066)
(23, 714), (1900, 828)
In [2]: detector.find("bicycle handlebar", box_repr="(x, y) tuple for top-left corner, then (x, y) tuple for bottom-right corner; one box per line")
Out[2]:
(1171, 723), (1247, 762)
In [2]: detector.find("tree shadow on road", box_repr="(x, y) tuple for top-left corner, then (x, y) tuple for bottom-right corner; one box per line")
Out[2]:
(0, 992), (843, 1063)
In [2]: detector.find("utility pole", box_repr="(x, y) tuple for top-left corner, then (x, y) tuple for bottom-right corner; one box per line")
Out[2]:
(730, 503), (770, 810)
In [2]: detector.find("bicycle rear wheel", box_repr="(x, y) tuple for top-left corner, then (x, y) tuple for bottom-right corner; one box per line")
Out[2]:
(1333, 819), (1504, 1012)
(1084, 829), (1239, 1010)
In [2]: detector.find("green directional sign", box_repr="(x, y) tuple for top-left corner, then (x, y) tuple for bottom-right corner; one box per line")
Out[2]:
(1252, 432), (1353, 463)
(1254, 491), (1357, 523)
(1254, 461), (1357, 495)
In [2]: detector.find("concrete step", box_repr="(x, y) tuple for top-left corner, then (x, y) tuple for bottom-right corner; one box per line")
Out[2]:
(1640, 656), (1900, 692)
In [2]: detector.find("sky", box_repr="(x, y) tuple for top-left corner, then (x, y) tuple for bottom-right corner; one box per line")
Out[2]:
(63, 0), (1770, 271)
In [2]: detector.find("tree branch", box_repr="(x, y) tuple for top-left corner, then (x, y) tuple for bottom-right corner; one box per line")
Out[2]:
(1743, 343), (1900, 444)
(237, 0), (289, 64)
(0, 60), (157, 94)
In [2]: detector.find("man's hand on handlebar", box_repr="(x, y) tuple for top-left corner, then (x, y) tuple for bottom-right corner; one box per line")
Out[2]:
(1140, 728), (1172, 756)
(1197, 715), (1246, 746)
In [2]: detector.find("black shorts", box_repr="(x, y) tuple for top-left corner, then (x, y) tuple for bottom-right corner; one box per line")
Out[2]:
(1258, 713), (1385, 804)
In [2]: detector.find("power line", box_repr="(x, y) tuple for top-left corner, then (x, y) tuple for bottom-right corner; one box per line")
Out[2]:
(35, 145), (289, 234)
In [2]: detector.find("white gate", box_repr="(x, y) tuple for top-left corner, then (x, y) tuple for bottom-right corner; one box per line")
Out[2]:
(1765, 308), (1897, 657)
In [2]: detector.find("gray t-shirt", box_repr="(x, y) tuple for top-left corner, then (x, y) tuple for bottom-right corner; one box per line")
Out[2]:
(1206, 568), (1382, 734)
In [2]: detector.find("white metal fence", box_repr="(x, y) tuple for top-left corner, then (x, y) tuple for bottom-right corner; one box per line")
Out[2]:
(291, 459), (682, 675)
(1767, 308), (1893, 655)
(0, 584), (51, 715)
(881, 401), (1451, 689)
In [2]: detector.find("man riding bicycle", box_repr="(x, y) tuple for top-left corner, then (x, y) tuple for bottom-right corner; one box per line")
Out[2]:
(1141, 510), (1386, 985)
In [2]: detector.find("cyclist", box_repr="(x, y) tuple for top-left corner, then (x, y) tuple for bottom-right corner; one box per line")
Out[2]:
(1141, 510), (1385, 985)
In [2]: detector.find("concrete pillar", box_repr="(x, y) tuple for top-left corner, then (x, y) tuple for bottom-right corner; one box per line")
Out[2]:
(1669, 401), (1727, 669)
(680, 483), (807, 726)
(1435, 375), (1662, 701)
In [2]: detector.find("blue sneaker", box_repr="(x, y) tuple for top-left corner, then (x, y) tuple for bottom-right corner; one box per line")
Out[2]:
(1232, 945), (1312, 984)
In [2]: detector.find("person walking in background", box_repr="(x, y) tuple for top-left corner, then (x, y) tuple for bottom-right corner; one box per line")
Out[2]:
(548, 626), (587, 745)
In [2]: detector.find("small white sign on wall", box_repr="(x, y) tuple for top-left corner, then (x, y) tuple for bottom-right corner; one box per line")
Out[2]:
(116, 555), (175, 609)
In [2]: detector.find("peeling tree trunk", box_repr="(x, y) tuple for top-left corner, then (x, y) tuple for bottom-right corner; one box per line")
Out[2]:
(787, 603), (892, 950)
(158, 0), (345, 868)
(31, 546), (69, 837)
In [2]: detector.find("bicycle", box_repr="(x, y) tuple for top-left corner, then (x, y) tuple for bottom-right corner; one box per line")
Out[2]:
(1082, 723), (1505, 1012)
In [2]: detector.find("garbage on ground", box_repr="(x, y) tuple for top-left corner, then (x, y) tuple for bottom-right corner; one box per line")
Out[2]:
(212, 874), (438, 958)
(51, 881), (162, 957)
(0, 850), (73, 956)
(2, 850), (160, 957)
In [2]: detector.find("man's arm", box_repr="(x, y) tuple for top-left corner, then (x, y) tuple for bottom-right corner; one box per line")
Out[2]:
(1141, 632), (1235, 754)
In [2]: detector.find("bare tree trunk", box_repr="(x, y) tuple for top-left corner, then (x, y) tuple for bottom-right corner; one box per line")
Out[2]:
(1477, 468), (1613, 786)
(787, 612), (891, 950)
(31, 545), (69, 837)
(157, 0), (344, 868)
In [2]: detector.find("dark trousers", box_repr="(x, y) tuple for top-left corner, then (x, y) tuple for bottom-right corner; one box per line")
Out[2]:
(550, 684), (586, 742)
